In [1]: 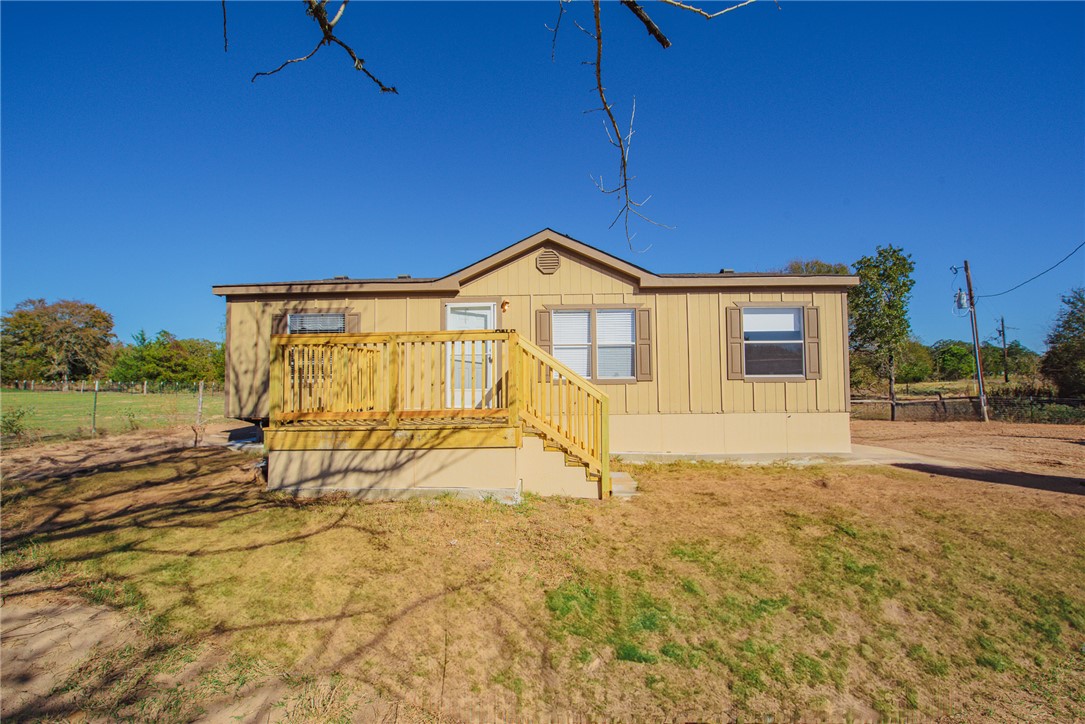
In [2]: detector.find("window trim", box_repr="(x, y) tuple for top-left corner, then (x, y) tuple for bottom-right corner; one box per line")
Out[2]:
(272, 307), (360, 335)
(541, 304), (649, 385)
(727, 302), (822, 382)
(742, 307), (805, 378)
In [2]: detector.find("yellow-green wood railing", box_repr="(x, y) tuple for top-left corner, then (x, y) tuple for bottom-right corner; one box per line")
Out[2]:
(268, 331), (610, 495)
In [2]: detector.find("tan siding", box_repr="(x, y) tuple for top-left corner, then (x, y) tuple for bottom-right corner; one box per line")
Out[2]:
(222, 252), (852, 424)
(655, 294), (691, 414)
(375, 298), (407, 332)
(460, 247), (636, 297)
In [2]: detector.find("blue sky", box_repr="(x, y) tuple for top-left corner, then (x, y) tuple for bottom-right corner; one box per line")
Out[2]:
(2, 1), (1082, 351)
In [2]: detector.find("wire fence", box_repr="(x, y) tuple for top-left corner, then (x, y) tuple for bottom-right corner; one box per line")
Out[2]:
(4, 379), (222, 395)
(1, 384), (225, 447)
(852, 396), (1085, 424)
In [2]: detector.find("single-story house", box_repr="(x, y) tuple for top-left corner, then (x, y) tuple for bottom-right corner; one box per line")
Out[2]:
(213, 229), (858, 500)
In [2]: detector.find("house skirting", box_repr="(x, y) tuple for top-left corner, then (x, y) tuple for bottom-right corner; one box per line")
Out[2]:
(267, 436), (600, 500)
(609, 412), (851, 457)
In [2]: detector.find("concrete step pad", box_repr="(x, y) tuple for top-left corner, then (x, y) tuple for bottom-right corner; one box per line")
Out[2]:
(610, 471), (638, 498)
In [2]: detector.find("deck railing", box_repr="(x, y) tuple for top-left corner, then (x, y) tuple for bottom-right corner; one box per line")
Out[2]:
(268, 331), (610, 491)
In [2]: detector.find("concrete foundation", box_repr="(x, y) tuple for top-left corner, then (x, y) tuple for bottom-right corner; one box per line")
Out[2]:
(268, 435), (600, 500)
(609, 412), (851, 456)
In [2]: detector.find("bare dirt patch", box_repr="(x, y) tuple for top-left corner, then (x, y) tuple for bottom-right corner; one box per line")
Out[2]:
(852, 419), (1085, 481)
(3, 427), (1084, 721)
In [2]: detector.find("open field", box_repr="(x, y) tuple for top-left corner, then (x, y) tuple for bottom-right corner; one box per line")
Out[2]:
(0, 390), (224, 445)
(2, 426), (1084, 721)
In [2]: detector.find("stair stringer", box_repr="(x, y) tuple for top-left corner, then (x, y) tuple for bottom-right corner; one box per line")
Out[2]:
(516, 434), (602, 499)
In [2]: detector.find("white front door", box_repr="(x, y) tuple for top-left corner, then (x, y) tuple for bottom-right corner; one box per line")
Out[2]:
(445, 303), (496, 408)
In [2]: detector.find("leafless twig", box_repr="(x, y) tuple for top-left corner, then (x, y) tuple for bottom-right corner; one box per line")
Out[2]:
(252, 39), (325, 81)
(587, 0), (671, 248)
(544, 0), (568, 61)
(221, 0), (228, 52)
(659, 0), (760, 20)
(252, 0), (397, 92)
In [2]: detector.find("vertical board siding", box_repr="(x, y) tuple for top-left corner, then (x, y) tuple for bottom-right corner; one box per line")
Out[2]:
(226, 249), (851, 421)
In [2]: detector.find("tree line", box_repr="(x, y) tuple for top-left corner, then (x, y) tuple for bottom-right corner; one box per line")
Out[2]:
(781, 254), (1083, 400)
(4, 276), (1083, 400)
(1, 299), (224, 385)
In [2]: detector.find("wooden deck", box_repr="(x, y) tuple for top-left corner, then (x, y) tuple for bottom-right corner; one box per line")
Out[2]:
(266, 331), (611, 494)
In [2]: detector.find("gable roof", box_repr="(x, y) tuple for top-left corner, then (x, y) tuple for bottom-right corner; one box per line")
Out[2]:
(212, 228), (858, 297)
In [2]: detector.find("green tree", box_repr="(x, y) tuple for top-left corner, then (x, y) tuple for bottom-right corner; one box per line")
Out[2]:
(110, 330), (225, 384)
(1, 299), (115, 382)
(779, 259), (851, 275)
(930, 339), (975, 380)
(849, 245), (916, 419)
(1040, 288), (1085, 397)
(897, 338), (933, 384)
(981, 339), (1040, 380)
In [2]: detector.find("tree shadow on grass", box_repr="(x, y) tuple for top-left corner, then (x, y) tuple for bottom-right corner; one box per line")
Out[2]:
(895, 463), (1085, 495)
(1, 435), (553, 722)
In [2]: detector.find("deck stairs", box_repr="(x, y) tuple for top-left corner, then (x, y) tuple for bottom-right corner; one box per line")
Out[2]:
(267, 330), (618, 499)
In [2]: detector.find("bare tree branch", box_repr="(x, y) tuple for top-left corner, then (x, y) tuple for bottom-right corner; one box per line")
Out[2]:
(619, 0), (671, 48)
(252, 0), (397, 93)
(587, 0), (671, 248)
(658, 0), (759, 20)
(328, 0), (348, 28)
(251, 38), (325, 82)
(222, 0), (228, 52)
(544, 0), (568, 61)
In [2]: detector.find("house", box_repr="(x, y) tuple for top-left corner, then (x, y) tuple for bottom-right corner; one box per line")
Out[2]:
(213, 229), (858, 500)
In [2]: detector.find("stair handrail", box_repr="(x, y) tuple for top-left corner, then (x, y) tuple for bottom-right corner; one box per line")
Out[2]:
(512, 334), (611, 497)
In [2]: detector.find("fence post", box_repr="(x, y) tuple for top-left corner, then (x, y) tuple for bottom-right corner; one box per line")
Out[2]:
(143, 380), (147, 395)
(80, 380), (85, 393)
(92, 380), (99, 435)
(197, 380), (205, 427)
(30, 380), (34, 392)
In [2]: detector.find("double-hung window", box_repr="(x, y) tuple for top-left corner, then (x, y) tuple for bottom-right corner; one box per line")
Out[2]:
(550, 308), (639, 381)
(742, 308), (804, 377)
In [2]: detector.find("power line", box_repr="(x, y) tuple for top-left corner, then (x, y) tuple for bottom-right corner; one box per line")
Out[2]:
(977, 239), (1085, 299)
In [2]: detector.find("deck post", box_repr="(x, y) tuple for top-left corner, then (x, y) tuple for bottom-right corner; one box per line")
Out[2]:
(507, 333), (520, 426)
(268, 337), (283, 425)
(387, 335), (400, 429)
(507, 333), (523, 446)
(600, 394), (611, 499)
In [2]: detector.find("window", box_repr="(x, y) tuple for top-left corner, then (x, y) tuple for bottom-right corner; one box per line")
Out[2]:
(742, 308), (804, 376)
(596, 309), (636, 379)
(547, 308), (644, 381)
(552, 311), (592, 377)
(287, 312), (346, 334)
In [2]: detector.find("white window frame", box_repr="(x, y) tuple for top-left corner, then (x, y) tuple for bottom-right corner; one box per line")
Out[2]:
(552, 310), (593, 379)
(742, 307), (805, 378)
(550, 308), (637, 381)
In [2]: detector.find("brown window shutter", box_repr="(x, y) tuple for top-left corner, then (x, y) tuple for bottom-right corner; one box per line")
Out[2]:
(726, 306), (744, 380)
(804, 306), (821, 380)
(635, 308), (653, 381)
(272, 313), (288, 335)
(535, 309), (552, 354)
(346, 313), (361, 333)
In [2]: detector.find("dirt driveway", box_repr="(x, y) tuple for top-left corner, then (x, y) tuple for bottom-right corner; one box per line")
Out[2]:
(851, 419), (1085, 491)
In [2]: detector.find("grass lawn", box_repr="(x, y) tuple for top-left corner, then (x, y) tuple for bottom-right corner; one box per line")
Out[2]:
(2, 435), (1083, 721)
(0, 390), (224, 445)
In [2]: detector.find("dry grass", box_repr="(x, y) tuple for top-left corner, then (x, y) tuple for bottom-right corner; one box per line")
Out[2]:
(2, 432), (1084, 721)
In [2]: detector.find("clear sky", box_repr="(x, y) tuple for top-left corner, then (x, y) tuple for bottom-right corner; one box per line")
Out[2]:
(3, 1), (1082, 351)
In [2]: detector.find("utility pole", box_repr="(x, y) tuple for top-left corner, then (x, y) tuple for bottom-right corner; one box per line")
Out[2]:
(998, 316), (1010, 384)
(963, 260), (989, 422)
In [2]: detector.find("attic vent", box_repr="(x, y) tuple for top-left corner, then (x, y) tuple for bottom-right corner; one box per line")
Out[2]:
(536, 249), (561, 275)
